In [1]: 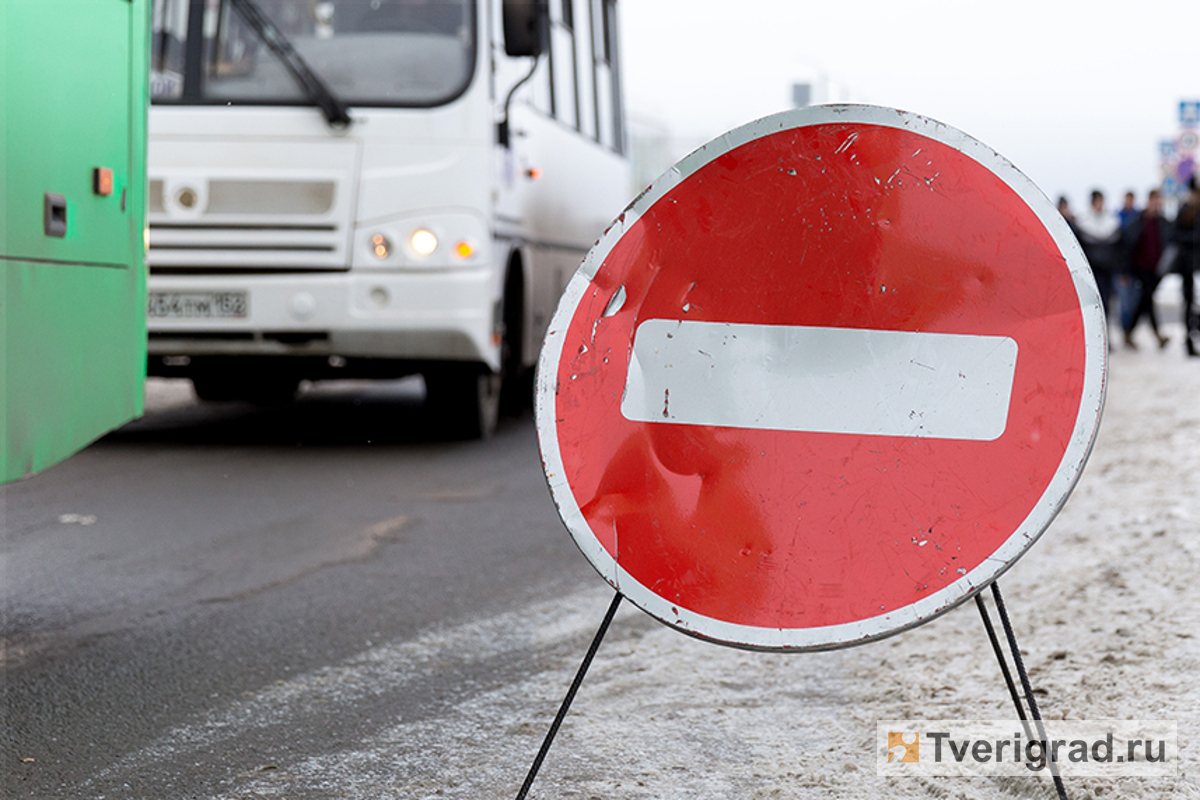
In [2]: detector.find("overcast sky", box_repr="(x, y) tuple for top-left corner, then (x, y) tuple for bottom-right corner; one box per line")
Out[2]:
(620, 0), (1199, 213)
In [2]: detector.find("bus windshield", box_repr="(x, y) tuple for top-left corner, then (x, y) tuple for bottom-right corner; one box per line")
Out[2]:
(152, 0), (475, 108)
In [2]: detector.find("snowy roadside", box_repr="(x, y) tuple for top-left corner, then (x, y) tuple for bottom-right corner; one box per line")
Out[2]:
(119, 325), (1198, 800)
(487, 323), (1200, 800)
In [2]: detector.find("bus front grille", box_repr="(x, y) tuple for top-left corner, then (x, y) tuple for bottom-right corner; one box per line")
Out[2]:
(147, 177), (352, 272)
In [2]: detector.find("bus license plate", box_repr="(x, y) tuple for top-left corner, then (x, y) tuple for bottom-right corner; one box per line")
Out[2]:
(148, 291), (248, 319)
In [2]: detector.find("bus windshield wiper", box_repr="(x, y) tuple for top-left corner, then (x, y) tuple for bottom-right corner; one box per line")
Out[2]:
(228, 0), (352, 127)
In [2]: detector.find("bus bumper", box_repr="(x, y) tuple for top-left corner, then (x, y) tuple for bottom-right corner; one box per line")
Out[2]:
(146, 267), (501, 374)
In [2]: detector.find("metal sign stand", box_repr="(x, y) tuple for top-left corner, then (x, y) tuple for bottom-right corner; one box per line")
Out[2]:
(515, 585), (1071, 800)
(976, 582), (1069, 800)
(514, 592), (622, 800)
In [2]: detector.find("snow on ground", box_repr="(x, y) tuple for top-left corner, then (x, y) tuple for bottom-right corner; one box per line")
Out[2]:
(125, 325), (1200, 800)
(400, 323), (1200, 800)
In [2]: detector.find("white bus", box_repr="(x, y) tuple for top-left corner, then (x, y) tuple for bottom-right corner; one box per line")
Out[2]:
(146, 0), (629, 437)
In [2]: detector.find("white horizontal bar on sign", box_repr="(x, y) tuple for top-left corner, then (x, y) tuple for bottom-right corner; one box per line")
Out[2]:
(621, 320), (1018, 441)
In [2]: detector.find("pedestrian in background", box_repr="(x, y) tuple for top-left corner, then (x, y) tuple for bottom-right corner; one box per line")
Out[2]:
(1118, 190), (1139, 230)
(1172, 175), (1199, 357)
(1075, 189), (1121, 328)
(1115, 190), (1142, 333)
(1057, 195), (1078, 237)
(1121, 189), (1170, 349)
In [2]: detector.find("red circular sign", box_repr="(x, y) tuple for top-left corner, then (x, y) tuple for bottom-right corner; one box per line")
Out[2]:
(536, 106), (1105, 650)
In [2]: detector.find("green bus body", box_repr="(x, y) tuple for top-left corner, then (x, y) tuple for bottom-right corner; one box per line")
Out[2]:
(2, 0), (149, 483)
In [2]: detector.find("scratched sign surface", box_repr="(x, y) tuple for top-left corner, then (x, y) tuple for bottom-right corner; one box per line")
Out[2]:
(536, 105), (1106, 651)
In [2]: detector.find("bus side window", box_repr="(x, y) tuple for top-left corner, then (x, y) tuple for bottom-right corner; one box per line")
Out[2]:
(528, 24), (555, 118)
(573, 0), (597, 140)
(591, 0), (621, 152)
(550, 0), (578, 129)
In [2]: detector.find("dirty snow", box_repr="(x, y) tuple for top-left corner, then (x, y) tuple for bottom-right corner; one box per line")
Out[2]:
(110, 325), (1199, 799)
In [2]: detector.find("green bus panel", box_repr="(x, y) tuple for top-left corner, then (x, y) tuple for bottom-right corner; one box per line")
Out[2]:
(2, 0), (149, 483)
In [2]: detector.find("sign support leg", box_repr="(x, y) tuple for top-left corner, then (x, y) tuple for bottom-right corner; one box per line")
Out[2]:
(976, 582), (1069, 800)
(514, 591), (623, 800)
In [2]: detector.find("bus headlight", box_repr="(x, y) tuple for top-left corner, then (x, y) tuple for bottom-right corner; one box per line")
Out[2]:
(410, 228), (438, 256)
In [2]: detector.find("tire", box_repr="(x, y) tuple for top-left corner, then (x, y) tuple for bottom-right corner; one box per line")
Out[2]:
(424, 364), (501, 440)
(498, 266), (532, 416)
(500, 367), (533, 417)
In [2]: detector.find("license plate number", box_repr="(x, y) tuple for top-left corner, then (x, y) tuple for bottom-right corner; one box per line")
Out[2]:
(148, 292), (248, 319)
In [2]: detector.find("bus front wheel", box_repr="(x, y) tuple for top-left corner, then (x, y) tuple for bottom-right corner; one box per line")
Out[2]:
(424, 364), (500, 440)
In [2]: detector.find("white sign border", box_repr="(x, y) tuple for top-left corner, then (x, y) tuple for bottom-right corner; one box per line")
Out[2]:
(535, 104), (1107, 652)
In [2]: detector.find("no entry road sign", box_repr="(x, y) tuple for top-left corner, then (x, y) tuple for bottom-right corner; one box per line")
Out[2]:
(536, 105), (1106, 651)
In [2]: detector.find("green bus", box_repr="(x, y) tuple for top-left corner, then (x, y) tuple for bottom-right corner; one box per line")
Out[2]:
(2, 0), (149, 483)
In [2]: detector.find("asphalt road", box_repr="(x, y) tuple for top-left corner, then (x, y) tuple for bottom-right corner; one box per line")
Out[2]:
(6, 309), (1197, 800)
(2, 379), (601, 799)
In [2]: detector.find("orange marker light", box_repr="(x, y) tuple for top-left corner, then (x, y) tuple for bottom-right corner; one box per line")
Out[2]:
(93, 167), (114, 196)
(455, 241), (474, 258)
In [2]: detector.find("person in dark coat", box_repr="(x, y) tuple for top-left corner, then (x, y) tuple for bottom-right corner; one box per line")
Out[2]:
(1118, 190), (1139, 230)
(1120, 190), (1170, 349)
(1075, 190), (1121, 325)
(1173, 176), (1199, 357)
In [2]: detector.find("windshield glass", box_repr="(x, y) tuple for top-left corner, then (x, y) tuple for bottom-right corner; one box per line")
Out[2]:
(152, 0), (475, 107)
